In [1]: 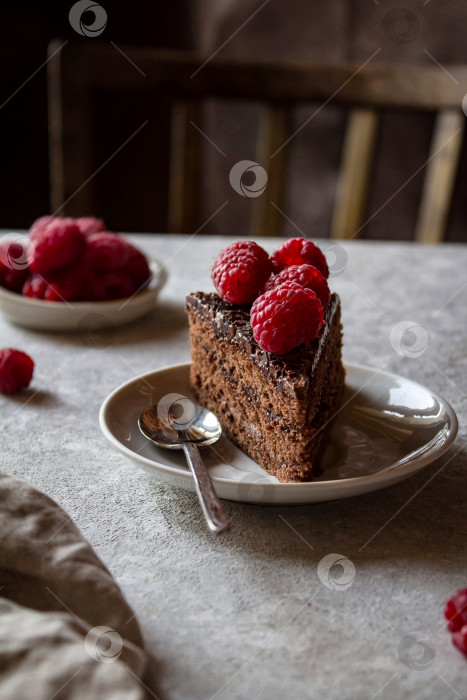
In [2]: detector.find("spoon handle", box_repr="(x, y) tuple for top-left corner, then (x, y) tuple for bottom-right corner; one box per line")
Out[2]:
(182, 442), (230, 534)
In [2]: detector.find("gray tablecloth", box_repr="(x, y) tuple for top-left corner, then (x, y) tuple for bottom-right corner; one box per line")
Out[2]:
(1, 235), (466, 700)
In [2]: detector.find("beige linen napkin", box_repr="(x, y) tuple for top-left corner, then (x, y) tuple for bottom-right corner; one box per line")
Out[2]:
(0, 472), (146, 699)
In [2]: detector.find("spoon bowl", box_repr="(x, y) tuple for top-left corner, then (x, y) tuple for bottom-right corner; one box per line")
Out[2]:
(139, 403), (222, 449)
(139, 399), (230, 534)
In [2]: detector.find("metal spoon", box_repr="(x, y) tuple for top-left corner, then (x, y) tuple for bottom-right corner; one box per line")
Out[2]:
(138, 401), (230, 534)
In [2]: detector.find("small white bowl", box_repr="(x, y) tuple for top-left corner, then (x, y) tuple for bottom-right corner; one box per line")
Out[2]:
(0, 259), (167, 332)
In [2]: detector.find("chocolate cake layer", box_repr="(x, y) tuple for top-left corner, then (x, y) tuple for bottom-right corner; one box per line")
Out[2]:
(186, 292), (345, 482)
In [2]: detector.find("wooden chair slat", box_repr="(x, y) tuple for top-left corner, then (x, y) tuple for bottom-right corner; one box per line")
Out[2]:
(70, 44), (467, 110)
(48, 40), (94, 216)
(414, 109), (465, 244)
(48, 42), (467, 240)
(168, 100), (202, 233)
(331, 108), (379, 240)
(251, 104), (290, 237)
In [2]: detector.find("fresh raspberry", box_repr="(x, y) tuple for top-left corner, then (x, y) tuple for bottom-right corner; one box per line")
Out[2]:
(91, 270), (135, 301)
(264, 263), (330, 310)
(28, 219), (86, 274)
(0, 238), (30, 293)
(271, 237), (329, 278)
(452, 626), (467, 657)
(0, 348), (34, 394)
(22, 274), (47, 299)
(29, 215), (55, 241)
(126, 246), (151, 290)
(83, 232), (131, 271)
(42, 263), (86, 302)
(212, 241), (272, 305)
(250, 282), (324, 354)
(445, 589), (467, 633)
(30, 215), (106, 240)
(75, 217), (106, 237)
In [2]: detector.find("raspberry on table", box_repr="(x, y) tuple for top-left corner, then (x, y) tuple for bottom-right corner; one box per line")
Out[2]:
(0, 238), (30, 293)
(452, 626), (467, 657)
(445, 588), (467, 633)
(444, 588), (467, 657)
(250, 282), (324, 354)
(28, 219), (86, 274)
(84, 232), (131, 271)
(212, 241), (272, 305)
(264, 263), (330, 309)
(75, 217), (106, 237)
(271, 237), (329, 278)
(0, 348), (34, 394)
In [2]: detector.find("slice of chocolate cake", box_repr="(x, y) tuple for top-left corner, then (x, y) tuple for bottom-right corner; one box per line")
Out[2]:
(186, 291), (345, 483)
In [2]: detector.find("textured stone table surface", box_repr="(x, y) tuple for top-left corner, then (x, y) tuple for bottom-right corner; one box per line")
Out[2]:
(1, 235), (466, 700)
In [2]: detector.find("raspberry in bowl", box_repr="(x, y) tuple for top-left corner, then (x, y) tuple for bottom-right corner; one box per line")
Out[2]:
(186, 238), (344, 483)
(0, 216), (167, 331)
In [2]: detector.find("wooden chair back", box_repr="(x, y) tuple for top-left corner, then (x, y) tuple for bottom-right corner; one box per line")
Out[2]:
(48, 42), (467, 241)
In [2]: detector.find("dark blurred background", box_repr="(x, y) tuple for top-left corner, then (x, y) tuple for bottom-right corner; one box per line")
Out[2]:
(1, 0), (467, 240)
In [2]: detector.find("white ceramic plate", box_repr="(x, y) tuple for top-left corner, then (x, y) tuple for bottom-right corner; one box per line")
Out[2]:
(99, 362), (458, 505)
(0, 259), (167, 331)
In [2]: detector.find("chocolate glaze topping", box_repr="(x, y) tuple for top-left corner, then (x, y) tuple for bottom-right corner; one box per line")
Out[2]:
(185, 292), (340, 399)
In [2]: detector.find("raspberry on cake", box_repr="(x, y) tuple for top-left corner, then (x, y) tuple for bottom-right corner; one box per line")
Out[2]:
(250, 283), (324, 354)
(212, 240), (272, 305)
(271, 237), (329, 278)
(264, 263), (330, 310)
(186, 239), (345, 483)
